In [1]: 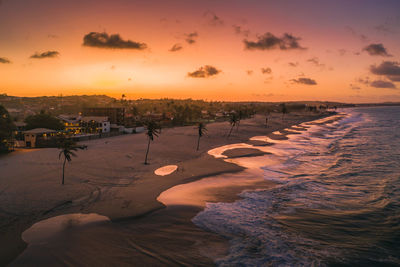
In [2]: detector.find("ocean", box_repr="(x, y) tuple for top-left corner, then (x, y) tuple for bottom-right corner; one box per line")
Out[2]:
(193, 106), (400, 266)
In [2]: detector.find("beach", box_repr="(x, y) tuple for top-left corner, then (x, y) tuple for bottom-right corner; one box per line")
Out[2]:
(0, 111), (336, 266)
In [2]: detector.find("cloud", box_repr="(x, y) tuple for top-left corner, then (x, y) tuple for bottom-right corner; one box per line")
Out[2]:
(350, 84), (361, 90)
(0, 57), (11, 64)
(246, 70), (254, 76)
(346, 26), (368, 42)
(338, 49), (347, 56)
(83, 32), (147, 50)
(48, 34), (58, 39)
(307, 57), (325, 68)
(187, 65), (221, 78)
(358, 77), (370, 85)
(288, 62), (298, 67)
(370, 80), (396, 89)
(375, 24), (395, 34)
(261, 67), (272, 74)
(232, 25), (250, 37)
(204, 11), (224, 26)
(185, 32), (198, 45)
(363, 43), (391, 57)
(291, 77), (317, 85)
(370, 61), (400, 81)
(30, 51), (60, 59)
(169, 43), (183, 52)
(244, 32), (306, 51)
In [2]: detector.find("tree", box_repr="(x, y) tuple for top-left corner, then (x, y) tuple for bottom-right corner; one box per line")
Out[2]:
(0, 105), (15, 153)
(144, 120), (161, 164)
(280, 103), (288, 121)
(58, 138), (87, 185)
(236, 110), (243, 131)
(196, 122), (207, 151)
(25, 112), (64, 130)
(227, 113), (238, 138)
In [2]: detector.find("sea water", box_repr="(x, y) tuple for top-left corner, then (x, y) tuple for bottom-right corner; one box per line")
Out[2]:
(193, 107), (400, 266)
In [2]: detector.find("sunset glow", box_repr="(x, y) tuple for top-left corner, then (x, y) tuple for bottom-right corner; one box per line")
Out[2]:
(1, 0), (400, 102)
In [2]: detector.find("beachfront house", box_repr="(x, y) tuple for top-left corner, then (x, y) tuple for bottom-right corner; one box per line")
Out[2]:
(80, 116), (110, 134)
(23, 128), (57, 148)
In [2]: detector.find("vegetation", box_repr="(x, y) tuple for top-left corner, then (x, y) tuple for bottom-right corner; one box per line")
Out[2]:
(196, 122), (207, 151)
(58, 137), (87, 185)
(280, 103), (288, 121)
(227, 113), (239, 137)
(144, 120), (161, 164)
(25, 110), (64, 130)
(0, 105), (15, 153)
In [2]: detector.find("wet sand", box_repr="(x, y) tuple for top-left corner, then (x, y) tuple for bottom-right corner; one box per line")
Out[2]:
(0, 111), (339, 266)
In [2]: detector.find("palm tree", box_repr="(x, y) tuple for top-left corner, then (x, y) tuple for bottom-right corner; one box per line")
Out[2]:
(227, 113), (238, 138)
(144, 120), (161, 165)
(58, 138), (87, 185)
(196, 122), (207, 151)
(280, 103), (288, 121)
(236, 110), (243, 132)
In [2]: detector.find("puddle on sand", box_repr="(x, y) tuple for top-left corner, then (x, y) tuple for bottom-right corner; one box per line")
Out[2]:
(154, 165), (178, 176)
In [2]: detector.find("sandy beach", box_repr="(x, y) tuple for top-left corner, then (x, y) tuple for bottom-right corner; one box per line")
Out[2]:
(0, 111), (338, 266)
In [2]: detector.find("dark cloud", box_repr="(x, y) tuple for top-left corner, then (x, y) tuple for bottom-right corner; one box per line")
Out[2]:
(48, 34), (58, 39)
(83, 32), (147, 50)
(363, 43), (391, 57)
(185, 32), (198, 45)
(187, 65), (221, 78)
(246, 70), (254, 76)
(244, 32), (306, 51)
(261, 67), (272, 74)
(370, 61), (400, 81)
(288, 62), (298, 67)
(30, 51), (59, 59)
(291, 77), (317, 85)
(0, 57), (11, 64)
(204, 11), (224, 26)
(169, 43), (183, 52)
(307, 57), (325, 68)
(370, 80), (396, 89)
(232, 25), (250, 37)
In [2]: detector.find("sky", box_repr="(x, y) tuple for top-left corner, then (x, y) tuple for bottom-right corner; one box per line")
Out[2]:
(1, 0), (400, 102)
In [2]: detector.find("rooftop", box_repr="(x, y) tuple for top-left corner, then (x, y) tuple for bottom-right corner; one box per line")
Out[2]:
(24, 128), (57, 134)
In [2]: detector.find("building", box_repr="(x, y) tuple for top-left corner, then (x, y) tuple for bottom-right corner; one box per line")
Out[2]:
(80, 116), (110, 133)
(83, 107), (125, 125)
(23, 128), (57, 148)
(58, 114), (82, 134)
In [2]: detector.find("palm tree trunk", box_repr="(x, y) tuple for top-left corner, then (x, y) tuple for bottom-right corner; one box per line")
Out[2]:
(197, 135), (201, 151)
(62, 157), (66, 185)
(144, 137), (151, 164)
(228, 125), (234, 137)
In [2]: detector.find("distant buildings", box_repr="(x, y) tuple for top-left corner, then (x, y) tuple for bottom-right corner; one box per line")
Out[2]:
(83, 107), (125, 125)
(58, 115), (111, 134)
(23, 128), (57, 148)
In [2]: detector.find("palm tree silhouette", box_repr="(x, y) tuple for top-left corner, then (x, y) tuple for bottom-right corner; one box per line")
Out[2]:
(144, 120), (161, 165)
(280, 103), (288, 121)
(196, 122), (207, 151)
(58, 138), (87, 185)
(227, 113), (238, 138)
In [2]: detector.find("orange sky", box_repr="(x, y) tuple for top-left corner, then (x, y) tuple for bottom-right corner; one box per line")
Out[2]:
(1, 0), (400, 102)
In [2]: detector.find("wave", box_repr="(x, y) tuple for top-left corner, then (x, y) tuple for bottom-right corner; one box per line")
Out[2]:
(193, 108), (400, 266)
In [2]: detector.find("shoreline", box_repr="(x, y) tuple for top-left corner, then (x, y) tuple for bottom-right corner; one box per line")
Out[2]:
(1, 111), (339, 266)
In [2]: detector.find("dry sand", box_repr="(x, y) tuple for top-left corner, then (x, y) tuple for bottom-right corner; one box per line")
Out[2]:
(0, 112), (337, 266)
